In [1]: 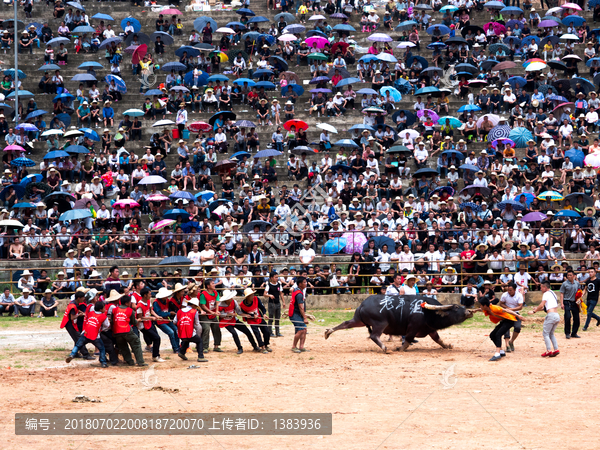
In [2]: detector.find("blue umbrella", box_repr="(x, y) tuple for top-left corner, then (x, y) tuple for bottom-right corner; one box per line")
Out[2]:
(335, 77), (361, 88)
(348, 124), (375, 132)
(506, 76), (527, 90)
(460, 202), (481, 212)
(459, 164), (479, 172)
(236, 7), (256, 16)
(255, 149), (282, 158)
(407, 55), (429, 69)
(243, 31), (260, 41)
(377, 53), (398, 63)
(565, 149), (584, 168)
(6, 90), (34, 99)
(10, 157), (35, 167)
(194, 17), (217, 33)
(3, 69), (26, 79)
(207, 74), (229, 82)
(501, 6), (522, 13)
(98, 37), (122, 50)
(120, 16), (141, 33)
(380, 86), (402, 101)
(105, 75), (127, 93)
(498, 199), (525, 211)
(248, 15), (269, 23)
(122, 109), (144, 117)
(283, 24), (305, 34)
(195, 191), (215, 202)
(555, 209), (581, 218)
(59, 209), (92, 221)
(226, 21), (247, 29)
(415, 86), (440, 96)
(72, 25), (96, 33)
(183, 70), (209, 87)
(503, 36), (521, 46)
(426, 42), (447, 49)
(25, 110), (47, 120)
(161, 62), (187, 72)
(333, 24), (355, 31)
(330, 164), (350, 173)
(333, 139), (360, 148)
(19, 174), (43, 187)
(175, 45), (200, 57)
(79, 128), (100, 142)
(0, 185), (25, 201)
(426, 24), (451, 35)
(233, 78), (256, 87)
(38, 63), (61, 71)
(395, 20), (418, 31)
(13, 202), (37, 209)
(394, 78), (412, 94)
(55, 113), (71, 127)
(281, 84), (304, 96)
(441, 150), (465, 160)
(170, 191), (197, 201)
(438, 116), (462, 128)
(359, 55), (379, 63)
(71, 73), (96, 82)
(357, 88), (378, 95)
(488, 124), (511, 141)
(252, 69), (273, 79)
(457, 105), (481, 113)
(67, 1), (85, 10)
(322, 237), (347, 254)
(515, 193), (535, 206)
(274, 12), (295, 21)
(440, 5), (458, 12)
(47, 37), (70, 47)
(587, 57), (600, 68)
(485, 0), (506, 7)
(232, 151), (251, 160)
(363, 236), (396, 252)
(64, 145), (90, 154)
(145, 89), (164, 96)
(44, 150), (70, 159)
(91, 13), (114, 21)
(255, 81), (276, 89)
(15, 123), (38, 132)
(508, 127), (534, 148)
(163, 209), (190, 221)
(562, 15), (585, 27)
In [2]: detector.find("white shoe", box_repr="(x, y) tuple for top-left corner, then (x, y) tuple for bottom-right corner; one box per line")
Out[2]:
(152, 357), (165, 362)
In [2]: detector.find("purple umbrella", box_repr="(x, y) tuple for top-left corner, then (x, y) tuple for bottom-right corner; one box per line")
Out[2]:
(460, 185), (492, 196)
(539, 19), (560, 28)
(310, 76), (331, 84)
(330, 13), (348, 19)
(124, 44), (139, 54)
(310, 88), (332, 93)
(416, 109), (439, 122)
(522, 211), (547, 222)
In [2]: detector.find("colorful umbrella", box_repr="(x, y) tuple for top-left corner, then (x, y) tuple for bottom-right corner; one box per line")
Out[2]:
(537, 191), (564, 201)
(322, 237), (347, 254)
(342, 231), (367, 254)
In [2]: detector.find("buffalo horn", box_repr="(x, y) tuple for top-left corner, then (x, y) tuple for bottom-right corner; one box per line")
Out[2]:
(421, 303), (454, 311)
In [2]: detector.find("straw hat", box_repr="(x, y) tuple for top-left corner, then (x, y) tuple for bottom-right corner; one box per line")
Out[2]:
(220, 289), (236, 302)
(22, 270), (32, 276)
(477, 243), (488, 251)
(503, 241), (513, 249)
(89, 270), (101, 278)
(551, 264), (563, 271)
(518, 243), (530, 250)
(156, 287), (173, 299)
(552, 243), (562, 249)
(172, 282), (186, 294)
(188, 297), (200, 307)
(243, 287), (256, 297)
(584, 207), (596, 216)
(105, 290), (124, 303)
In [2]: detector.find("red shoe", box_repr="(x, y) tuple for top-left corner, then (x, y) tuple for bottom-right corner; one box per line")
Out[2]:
(549, 350), (560, 357)
(541, 352), (551, 357)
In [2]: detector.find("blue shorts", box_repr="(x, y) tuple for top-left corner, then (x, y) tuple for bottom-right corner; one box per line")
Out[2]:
(291, 313), (306, 332)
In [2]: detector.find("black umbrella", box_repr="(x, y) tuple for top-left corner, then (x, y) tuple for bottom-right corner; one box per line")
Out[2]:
(194, 42), (215, 51)
(391, 109), (417, 126)
(159, 256), (193, 265)
(209, 111), (236, 125)
(565, 193), (594, 206)
(480, 59), (498, 71)
(269, 55), (289, 71)
(363, 236), (396, 252)
(125, 32), (150, 46)
(552, 79), (572, 94)
(386, 145), (411, 153)
(227, 49), (249, 62)
(25, 182), (52, 199)
(328, 67), (351, 79)
(460, 184), (492, 197)
(244, 220), (273, 233)
(548, 60), (568, 71)
(413, 168), (438, 177)
(446, 36), (468, 45)
(461, 25), (484, 37)
(290, 146), (317, 155)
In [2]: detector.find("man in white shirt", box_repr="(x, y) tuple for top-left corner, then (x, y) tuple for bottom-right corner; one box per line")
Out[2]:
(473, 171), (488, 187)
(80, 247), (97, 277)
(398, 245), (414, 272)
(513, 266), (532, 295)
(499, 283), (524, 352)
(461, 280), (478, 308)
(199, 242), (215, 271)
(559, 118), (573, 146)
(187, 243), (202, 276)
(274, 198), (291, 220)
(103, 24), (116, 39)
(299, 240), (316, 266)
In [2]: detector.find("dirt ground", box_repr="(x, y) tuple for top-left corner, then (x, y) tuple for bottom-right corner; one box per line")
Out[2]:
(1, 312), (599, 450)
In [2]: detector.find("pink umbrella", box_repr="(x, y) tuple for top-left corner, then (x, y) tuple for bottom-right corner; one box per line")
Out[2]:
(416, 109), (439, 122)
(552, 102), (575, 116)
(342, 231), (367, 254)
(4, 144), (25, 152)
(484, 22), (506, 35)
(161, 8), (182, 14)
(147, 194), (169, 202)
(305, 36), (329, 49)
(585, 153), (600, 168)
(113, 199), (140, 209)
(151, 219), (176, 231)
(562, 2), (582, 10)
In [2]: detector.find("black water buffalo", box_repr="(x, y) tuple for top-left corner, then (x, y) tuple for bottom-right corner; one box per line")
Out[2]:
(324, 294), (474, 352)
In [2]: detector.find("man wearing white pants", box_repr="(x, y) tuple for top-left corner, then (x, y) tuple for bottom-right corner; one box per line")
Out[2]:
(530, 281), (560, 358)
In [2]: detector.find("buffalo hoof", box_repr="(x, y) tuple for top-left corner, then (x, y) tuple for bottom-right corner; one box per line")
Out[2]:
(324, 329), (333, 340)
(445, 343), (454, 350)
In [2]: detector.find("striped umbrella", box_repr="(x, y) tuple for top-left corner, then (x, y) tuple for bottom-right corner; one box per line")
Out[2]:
(537, 191), (564, 201)
(487, 124), (511, 141)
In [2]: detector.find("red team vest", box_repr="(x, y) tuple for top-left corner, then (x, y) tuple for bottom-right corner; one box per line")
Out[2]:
(83, 312), (107, 341)
(201, 290), (219, 319)
(289, 289), (303, 317)
(154, 299), (171, 325)
(219, 301), (236, 328)
(83, 303), (94, 326)
(239, 296), (262, 325)
(176, 308), (197, 339)
(112, 307), (133, 334)
(131, 291), (142, 308)
(169, 295), (182, 312)
(137, 301), (153, 330)
(60, 302), (79, 330)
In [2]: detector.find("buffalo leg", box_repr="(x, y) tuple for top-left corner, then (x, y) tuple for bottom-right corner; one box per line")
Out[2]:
(369, 324), (388, 353)
(324, 318), (365, 340)
(429, 331), (453, 349)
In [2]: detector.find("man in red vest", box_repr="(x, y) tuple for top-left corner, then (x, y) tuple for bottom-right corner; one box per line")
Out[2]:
(240, 287), (271, 354)
(174, 297), (207, 362)
(290, 277), (309, 353)
(217, 289), (259, 354)
(136, 287), (165, 363)
(199, 278), (223, 353)
(111, 294), (147, 366)
(66, 301), (109, 368)
(59, 291), (94, 360)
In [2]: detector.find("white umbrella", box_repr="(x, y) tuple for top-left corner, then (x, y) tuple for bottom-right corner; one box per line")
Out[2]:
(309, 14), (326, 20)
(317, 123), (338, 134)
(562, 54), (582, 61)
(152, 119), (175, 127)
(476, 114), (500, 128)
(547, 7), (563, 14)
(397, 42), (416, 48)
(138, 175), (168, 184)
(41, 129), (64, 136)
(278, 34), (297, 42)
(216, 27), (235, 34)
(64, 130), (84, 138)
(525, 61), (547, 71)
(401, 129), (420, 140)
(560, 34), (580, 41)
(0, 219), (24, 228)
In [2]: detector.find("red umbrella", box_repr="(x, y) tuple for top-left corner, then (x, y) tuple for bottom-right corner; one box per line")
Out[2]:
(188, 121), (212, 132)
(283, 119), (308, 131)
(132, 44), (148, 65)
(331, 42), (350, 54)
(552, 102), (575, 116)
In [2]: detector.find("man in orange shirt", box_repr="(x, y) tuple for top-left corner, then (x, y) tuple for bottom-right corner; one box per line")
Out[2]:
(474, 297), (524, 361)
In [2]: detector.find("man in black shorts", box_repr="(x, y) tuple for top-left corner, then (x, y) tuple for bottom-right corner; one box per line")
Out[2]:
(583, 268), (600, 331)
(265, 272), (285, 337)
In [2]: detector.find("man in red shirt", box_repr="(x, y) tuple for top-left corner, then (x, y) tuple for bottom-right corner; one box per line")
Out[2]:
(111, 293), (147, 367)
(174, 297), (207, 362)
(460, 242), (476, 284)
(66, 301), (109, 368)
(240, 288), (271, 354)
